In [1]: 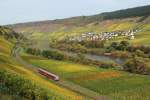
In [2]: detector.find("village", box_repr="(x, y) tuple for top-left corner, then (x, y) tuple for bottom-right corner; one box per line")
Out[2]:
(69, 29), (140, 42)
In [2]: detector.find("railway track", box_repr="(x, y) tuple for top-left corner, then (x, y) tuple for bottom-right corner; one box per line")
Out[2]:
(11, 43), (108, 100)
(56, 80), (107, 100)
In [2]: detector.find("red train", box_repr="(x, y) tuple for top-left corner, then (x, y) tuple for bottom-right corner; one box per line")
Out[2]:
(38, 68), (59, 81)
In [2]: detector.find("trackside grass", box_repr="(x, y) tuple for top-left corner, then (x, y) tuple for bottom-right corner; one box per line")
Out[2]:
(0, 37), (86, 100)
(23, 54), (150, 100)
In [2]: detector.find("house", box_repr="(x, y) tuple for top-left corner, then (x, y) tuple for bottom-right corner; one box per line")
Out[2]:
(130, 35), (135, 40)
(68, 29), (138, 42)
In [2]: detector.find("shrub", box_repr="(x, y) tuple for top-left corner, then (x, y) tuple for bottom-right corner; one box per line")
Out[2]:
(135, 49), (146, 58)
(26, 48), (41, 56)
(100, 61), (117, 69)
(42, 50), (67, 60)
(110, 42), (118, 49)
(123, 56), (150, 75)
(0, 69), (50, 100)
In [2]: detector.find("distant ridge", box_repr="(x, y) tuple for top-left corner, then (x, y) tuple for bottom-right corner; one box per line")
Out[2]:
(11, 5), (150, 25)
(10, 5), (150, 33)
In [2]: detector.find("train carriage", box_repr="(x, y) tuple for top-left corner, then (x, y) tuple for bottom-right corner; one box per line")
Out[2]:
(38, 68), (59, 81)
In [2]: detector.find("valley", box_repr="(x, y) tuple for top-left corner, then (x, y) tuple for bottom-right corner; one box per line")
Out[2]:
(0, 5), (150, 100)
(0, 27), (87, 100)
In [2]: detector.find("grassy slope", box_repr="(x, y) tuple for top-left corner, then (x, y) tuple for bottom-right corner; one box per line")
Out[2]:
(6, 5), (150, 100)
(0, 36), (85, 100)
(0, 93), (19, 100)
(10, 6), (150, 48)
(22, 55), (101, 78)
(12, 16), (150, 50)
(10, 7), (150, 48)
(22, 54), (150, 100)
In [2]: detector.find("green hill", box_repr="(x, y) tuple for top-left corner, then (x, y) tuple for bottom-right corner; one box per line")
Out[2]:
(0, 26), (85, 100)
(1, 5), (150, 100)
(11, 5), (150, 31)
(9, 5), (150, 49)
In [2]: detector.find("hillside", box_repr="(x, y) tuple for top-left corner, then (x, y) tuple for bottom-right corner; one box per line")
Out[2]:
(0, 26), (86, 100)
(9, 5), (150, 49)
(1, 4), (150, 100)
(11, 5), (150, 32)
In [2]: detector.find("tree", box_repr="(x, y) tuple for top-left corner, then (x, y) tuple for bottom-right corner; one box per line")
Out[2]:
(123, 56), (150, 75)
(117, 41), (130, 51)
(120, 41), (129, 47)
(77, 53), (85, 61)
(42, 50), (66, 60)
(135, 49), (145, 57)
(110, 42), (118, 49)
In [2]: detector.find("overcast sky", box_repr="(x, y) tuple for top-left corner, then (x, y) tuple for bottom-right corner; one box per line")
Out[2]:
(0, 0), (150, 25)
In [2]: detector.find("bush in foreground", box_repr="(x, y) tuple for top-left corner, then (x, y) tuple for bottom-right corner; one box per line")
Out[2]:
(0, 69), (51, 100)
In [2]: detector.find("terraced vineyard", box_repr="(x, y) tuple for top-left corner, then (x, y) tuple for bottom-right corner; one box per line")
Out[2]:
(0, 35), (87, 100)
(22, 54), (150, 100)
(13, 16), (150, 48)
(1, 5), (150, 100)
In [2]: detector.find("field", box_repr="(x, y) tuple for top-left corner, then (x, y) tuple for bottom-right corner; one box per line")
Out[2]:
(11, 15), (150, 100)
(22, 54), (150, 100)
(1, 5), (150, 100)
(23, 55), (108, 78)
(12, 16), (150, 51)
(0, 36), (86, 100)
(106, 30), (150, 45)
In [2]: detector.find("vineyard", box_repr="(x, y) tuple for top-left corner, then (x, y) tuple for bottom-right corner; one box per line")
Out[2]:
(22, 54), (150, 100)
